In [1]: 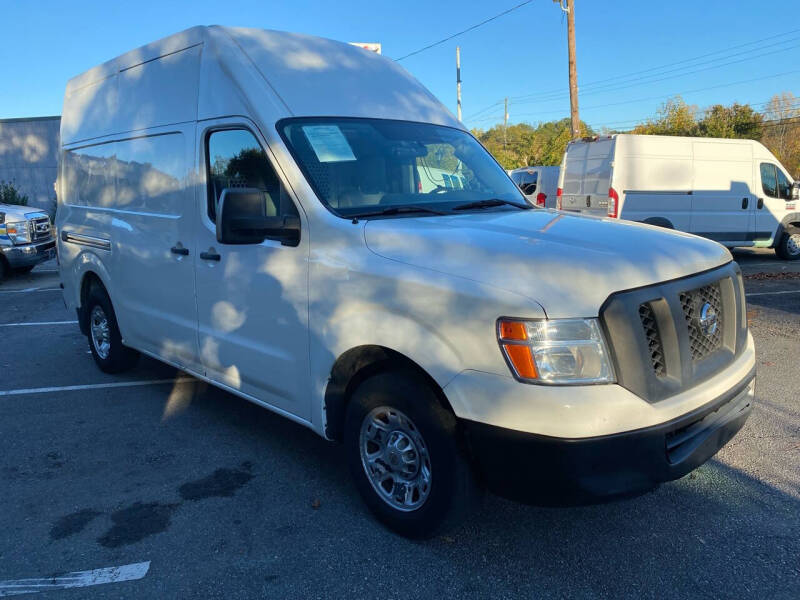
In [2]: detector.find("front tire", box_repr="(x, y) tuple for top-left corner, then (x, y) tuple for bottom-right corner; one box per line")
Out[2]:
(344, 371), (476, 538)
(775, 231), (800, 260)
(84, 285), (139, 373)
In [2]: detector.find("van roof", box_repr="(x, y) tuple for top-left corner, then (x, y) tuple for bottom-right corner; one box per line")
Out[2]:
(567, 133), (768, 147)
(62, 26), (460, 144)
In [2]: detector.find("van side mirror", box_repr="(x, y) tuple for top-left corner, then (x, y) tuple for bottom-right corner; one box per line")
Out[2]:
(216, 188), (300, 246)
(792, 181), (799, 201)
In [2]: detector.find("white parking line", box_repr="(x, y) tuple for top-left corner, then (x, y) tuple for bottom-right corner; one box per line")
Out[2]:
(0, 378), (193, 397)
(0, 561), (150, 597)
(746, 290), (800, 297)
(0, 287), (61, 294)
(0, 321), (78, 328)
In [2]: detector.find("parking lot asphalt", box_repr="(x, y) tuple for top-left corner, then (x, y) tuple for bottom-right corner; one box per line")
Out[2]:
(0, 250), (798, 599)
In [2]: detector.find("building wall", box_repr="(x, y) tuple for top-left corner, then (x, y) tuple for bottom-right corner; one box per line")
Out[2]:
(0, 116), (60, 213)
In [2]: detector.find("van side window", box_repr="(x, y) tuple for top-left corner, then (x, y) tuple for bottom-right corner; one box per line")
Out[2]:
(519, 172), (538, 195)
(760, 163), (778, 198)
(206, 129), (298, 221)
(776, 168), (792, 200)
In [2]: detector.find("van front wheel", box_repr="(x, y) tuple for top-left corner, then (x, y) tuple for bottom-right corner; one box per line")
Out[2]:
(344, 371), (476, 538)
(775, 231), (800, 260)
(84, 286), (139, 373)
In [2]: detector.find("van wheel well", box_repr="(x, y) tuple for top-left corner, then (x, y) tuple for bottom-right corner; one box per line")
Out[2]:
(78, 272), (105, 335)
(642, 217), (674, 229)
(324, 345), (453, 442)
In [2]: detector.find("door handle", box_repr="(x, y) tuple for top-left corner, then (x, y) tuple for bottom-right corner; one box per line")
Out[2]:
(741, 198), (748, 209)
(757, 198), (764, 209)
(200, 251), (221, 262)
(171, 246), (189, 256)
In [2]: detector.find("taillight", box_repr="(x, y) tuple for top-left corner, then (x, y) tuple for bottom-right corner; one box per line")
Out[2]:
(607, 187), (619, 218)
(536, 192), (546, 207)
(556, 187), (563, 210)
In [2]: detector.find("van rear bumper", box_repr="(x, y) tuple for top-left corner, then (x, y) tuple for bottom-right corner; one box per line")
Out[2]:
(461, 371), (754, 504)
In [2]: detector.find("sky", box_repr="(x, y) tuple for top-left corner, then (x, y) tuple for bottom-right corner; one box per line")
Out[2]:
(1, 0), (798, 131)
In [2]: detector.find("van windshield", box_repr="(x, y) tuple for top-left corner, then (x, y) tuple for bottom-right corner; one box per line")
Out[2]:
(279, 118), (525, 218)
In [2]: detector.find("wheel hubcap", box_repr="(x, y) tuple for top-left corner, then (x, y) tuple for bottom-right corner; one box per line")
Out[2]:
(359, 406), (432, 512)
(787, 233), (800, 256)
(89, 305), (111, 360)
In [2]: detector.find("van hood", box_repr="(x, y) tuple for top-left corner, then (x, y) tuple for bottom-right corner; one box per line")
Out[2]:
(364, 209), (731, 318)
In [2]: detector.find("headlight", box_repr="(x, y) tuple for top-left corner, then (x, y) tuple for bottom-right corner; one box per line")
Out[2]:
(497, 318), (616, 384)
(6, 221), (31, 244)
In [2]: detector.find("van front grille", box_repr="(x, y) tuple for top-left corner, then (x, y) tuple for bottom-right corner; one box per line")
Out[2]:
(599, 263), (747, 403)
(680, 283), (723, 361)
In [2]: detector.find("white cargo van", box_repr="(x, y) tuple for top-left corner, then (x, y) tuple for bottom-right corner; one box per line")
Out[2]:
(58, 27), (756, 537)
(557, 134), (800, 259)
(509, 166), (560, 207)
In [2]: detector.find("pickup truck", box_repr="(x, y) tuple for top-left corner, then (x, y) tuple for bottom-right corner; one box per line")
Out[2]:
(0, 203), (55, 280)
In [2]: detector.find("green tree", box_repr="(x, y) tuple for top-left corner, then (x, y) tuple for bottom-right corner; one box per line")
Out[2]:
(0, 180), (28, 206)
(760, 92), (800, 177)
(633, 96), (698, 136)
(472, 118), (592, 169)
(697, 103), (763, 139)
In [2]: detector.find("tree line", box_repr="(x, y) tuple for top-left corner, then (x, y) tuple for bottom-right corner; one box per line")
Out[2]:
(471, 91), (800, 177)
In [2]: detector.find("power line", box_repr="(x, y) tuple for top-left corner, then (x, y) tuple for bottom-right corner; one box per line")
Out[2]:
(510, 40), (800, 106)
(589, 100), (800, 131)
(394, 0), (536, 61)
(470, 70), (800, 125)
(512, 28), (800, 102)
(466, 26), (800, 122)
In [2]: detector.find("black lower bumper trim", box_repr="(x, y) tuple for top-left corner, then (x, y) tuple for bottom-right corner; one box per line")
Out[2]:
(462, 371), (754, 505)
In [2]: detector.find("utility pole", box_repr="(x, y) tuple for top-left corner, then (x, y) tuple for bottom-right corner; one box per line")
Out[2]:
(503, 97), (509, 149)
(565, 0), (580, 138)
(555, 0), (580, 138)
(456, 46), (462, 121)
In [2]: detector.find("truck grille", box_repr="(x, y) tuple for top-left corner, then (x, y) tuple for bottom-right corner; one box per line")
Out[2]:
(30, 217), (52, 241)
(639, 303), (666, 377)
(680, 283), (723, 361)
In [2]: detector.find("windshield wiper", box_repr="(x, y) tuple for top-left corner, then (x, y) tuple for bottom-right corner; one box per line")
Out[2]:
(452, 198), (532, 211)
(349, 205), (447, 221)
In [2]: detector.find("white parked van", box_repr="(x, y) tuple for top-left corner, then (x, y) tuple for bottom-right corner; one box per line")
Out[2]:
(509, 166), (560, 207)
(557, 134), (800, 259)
(58, 27), (756, 537)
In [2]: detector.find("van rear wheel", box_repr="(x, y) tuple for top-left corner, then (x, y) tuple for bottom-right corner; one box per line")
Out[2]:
(84, 286), (139, 373)
(344, 371), (477, 538)
(775, 231), (800, 260)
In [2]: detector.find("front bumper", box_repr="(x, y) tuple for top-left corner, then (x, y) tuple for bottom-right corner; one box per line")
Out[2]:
(1, 239), (56, 268)
(462, 370), (754, 504)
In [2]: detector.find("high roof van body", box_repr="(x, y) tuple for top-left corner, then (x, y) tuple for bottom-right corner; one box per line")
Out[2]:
(58, 27), (755, 536)
(557, 134), (800, 259)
